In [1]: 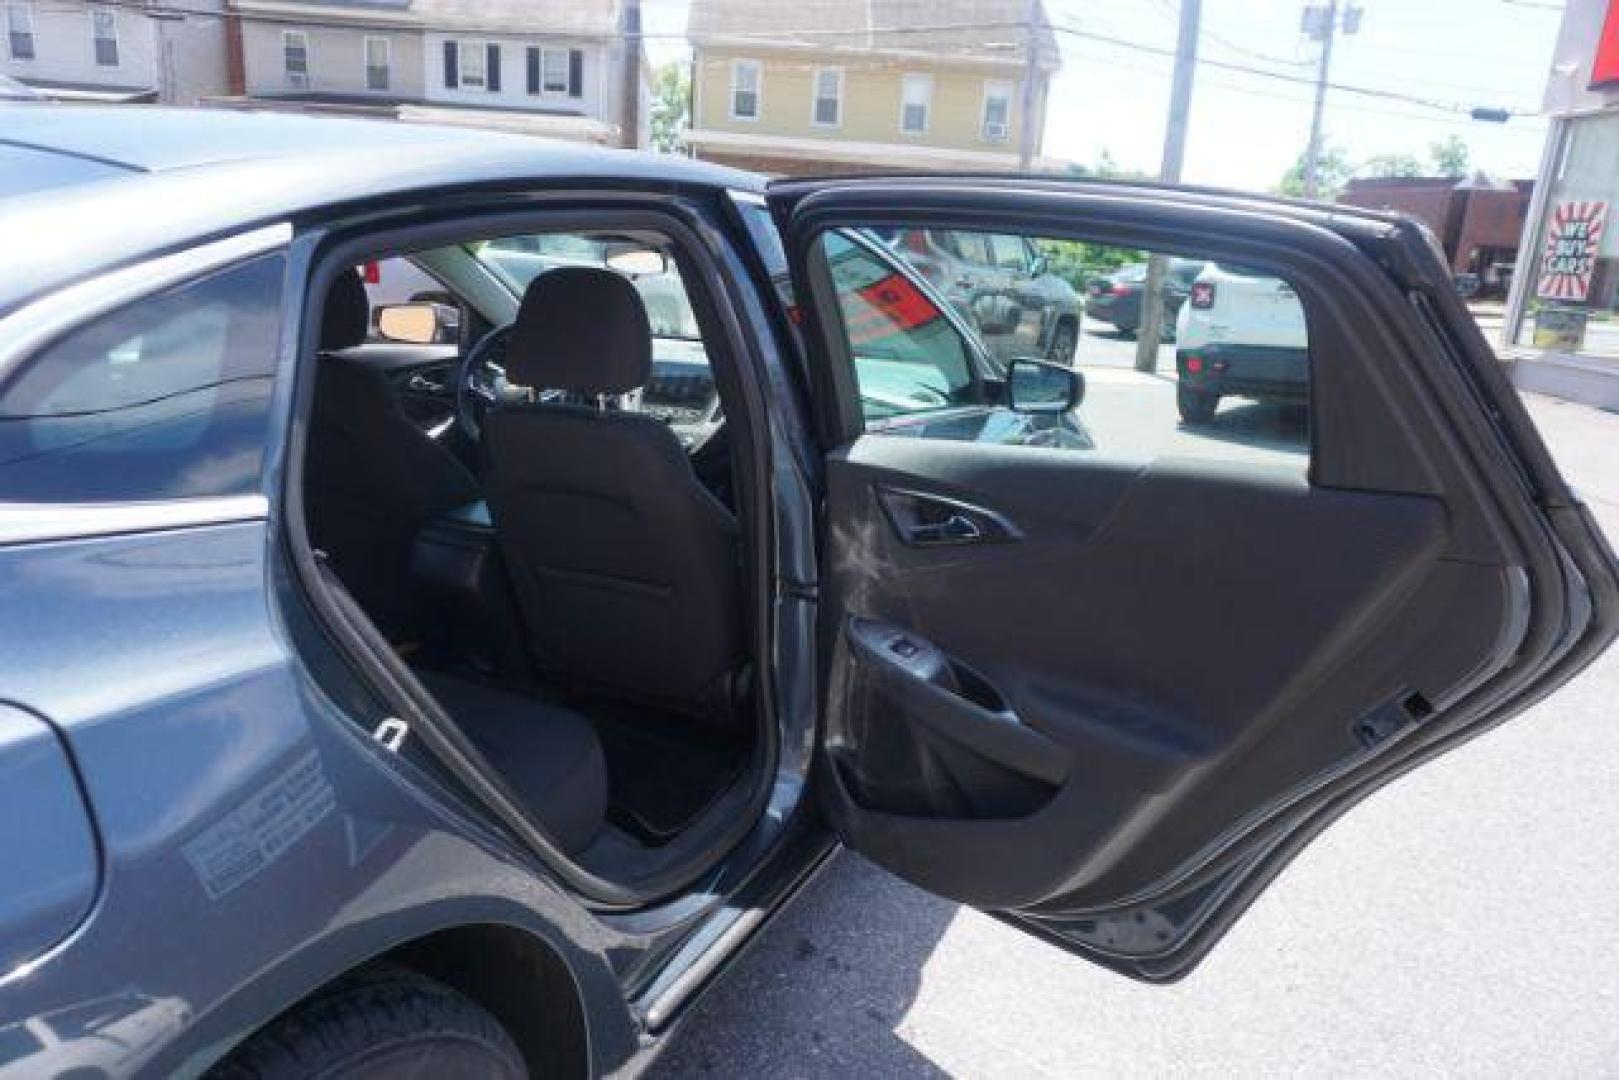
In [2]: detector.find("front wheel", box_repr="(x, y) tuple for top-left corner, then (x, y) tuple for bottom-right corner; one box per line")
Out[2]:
(1177, 385), (1220, 425)
(208, 966), (525, 1080)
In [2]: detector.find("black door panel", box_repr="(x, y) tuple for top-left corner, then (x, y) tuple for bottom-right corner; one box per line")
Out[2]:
(821, 437), (1510, 911)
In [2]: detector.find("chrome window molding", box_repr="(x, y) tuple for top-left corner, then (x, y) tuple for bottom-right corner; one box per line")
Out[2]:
(0, 222), (293, 383)
(0, 495), (270, 546)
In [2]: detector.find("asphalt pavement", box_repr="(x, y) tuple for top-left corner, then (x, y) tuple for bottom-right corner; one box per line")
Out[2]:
(649, 328), (1619, 1078)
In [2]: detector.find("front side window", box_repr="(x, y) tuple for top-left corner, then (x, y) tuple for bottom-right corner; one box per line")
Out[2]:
(982, 80), (1012, 141)
(6, 3), (33, 61)
(283, 30), (307, 83)
(90, 6), (116, 67)
(0, 255), (285, 503)
(730, 59), (760, 120)
(812, 67), (842, 127)
(900, 73), (931, 134)
(364, 36), (389, 91)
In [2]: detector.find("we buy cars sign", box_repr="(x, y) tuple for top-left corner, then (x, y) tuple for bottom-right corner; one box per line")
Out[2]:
(1537, 200), (1609, 302)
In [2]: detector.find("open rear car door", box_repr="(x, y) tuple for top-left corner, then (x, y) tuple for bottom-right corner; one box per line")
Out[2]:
(769, 177), (1618, 982)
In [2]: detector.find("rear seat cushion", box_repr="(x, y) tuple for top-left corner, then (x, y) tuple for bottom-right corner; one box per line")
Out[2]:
(415, 671), (607, 855)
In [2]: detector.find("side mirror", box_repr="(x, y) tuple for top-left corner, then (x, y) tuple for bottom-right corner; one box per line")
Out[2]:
(1007, 357), (1083, 414)
(1029, 254), (1049, 277)
(375, 301), (456, 345)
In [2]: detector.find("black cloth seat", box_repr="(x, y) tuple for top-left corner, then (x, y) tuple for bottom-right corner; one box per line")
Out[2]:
(482, 267), (742, 713)
(415, 671), (607, 855)
(304, 270), (479, 636)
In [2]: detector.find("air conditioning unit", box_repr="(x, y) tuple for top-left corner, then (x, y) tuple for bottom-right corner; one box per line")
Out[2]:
(286, 71), (308, 89)
(984, 120), (1008, 141)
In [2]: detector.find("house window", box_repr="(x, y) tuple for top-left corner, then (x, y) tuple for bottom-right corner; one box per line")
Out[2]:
(811, 67), (842, 127)
(730, 59), (760, 120)
(6, 3), (33, 61)
(364, 36), (389, 91)
(90, 6), (116, 67)
(900, 73), (932, 134)
(282, 30), (307, 86)
(541, 46), (568, 92)
(459, 41), (486, 88)
(982, 80), (1013, 141)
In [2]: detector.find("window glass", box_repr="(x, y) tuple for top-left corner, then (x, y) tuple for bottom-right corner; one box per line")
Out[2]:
(731, 60), (759, 119)
(982, 81), (1011, 140)
(90, 6), (116, 66)
(7, 2), (34, 60)
(0, 255), (284, 502)
(283, 31), (306, 79)
(541, 46), (568, 92)
(365, 37), (388, 90)
(820, 230), (975, 423)
(813, 68), (841, 126)
(459, 41), (485, 87)
(841, 225), (1311, 468)
(901, 73), (931, 133)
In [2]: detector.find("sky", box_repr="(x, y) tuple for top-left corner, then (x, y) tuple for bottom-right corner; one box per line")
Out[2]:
(644, 0), (1563, 192)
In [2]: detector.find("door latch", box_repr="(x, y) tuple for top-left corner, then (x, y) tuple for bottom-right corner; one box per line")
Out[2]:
(372, 717), (409, 753)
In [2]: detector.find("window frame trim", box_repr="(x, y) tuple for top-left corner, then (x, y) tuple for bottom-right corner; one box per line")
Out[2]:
(810, 65), (843, 129)
(729, 57), (761, 122)
(538, 43), (570, 94)
(6, 1), (35, 62)
(456, 38), (489, 89)
(363, 34), (390, 91)
(981, 78), (1014, 142)
(88, 4), (117, 68)
(0, 222), (291, 543)
(899, 72), (932, 136)
(282, 28), (309, 83)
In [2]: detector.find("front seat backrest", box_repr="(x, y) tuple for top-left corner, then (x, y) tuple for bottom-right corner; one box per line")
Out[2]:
(483, 267), (741, 711)
(304, 270), (479, 636)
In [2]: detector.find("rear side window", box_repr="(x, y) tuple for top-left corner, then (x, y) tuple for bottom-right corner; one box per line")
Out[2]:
(0, 255), (284, 502)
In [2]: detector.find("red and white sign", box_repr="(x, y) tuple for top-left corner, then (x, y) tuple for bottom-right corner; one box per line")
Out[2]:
(1591, 0), (1619, 87)
(1537, 200), (1609, 302)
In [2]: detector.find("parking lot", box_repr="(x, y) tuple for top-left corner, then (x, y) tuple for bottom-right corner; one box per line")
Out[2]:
(652, 347), (1619, 1077)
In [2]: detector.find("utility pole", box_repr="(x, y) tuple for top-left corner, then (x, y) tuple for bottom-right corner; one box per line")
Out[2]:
(1301, 1), (1361, 198)
(1017, 0), (1042, 172)
(619, 0), (643, 149)
(1134, 0), (1201, 373)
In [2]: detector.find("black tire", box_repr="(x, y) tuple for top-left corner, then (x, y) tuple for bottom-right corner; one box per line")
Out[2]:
(1047, 319), (1078, 364)
(1177, 384), (1219, 425)
(208, 966), (525, 1080)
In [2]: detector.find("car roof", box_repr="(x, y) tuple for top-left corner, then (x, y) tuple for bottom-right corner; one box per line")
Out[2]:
(0, 105), (763, 314)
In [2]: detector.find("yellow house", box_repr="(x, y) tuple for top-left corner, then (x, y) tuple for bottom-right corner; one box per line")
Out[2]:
(685, 0), (1062, 175)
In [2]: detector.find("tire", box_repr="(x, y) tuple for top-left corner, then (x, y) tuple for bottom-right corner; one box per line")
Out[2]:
(1177, 384), (1219, 425)
(208, 966), (525, 1080)
(1047, 319), (1078, 364)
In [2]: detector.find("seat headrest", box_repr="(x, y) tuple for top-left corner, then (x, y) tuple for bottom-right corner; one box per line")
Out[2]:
(504, 267), (652, 394)
(321, 269), (370, 352)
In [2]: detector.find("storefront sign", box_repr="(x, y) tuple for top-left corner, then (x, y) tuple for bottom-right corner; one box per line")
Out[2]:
(1592, 0), (1619, 87)
(1537, 199), (1609, 301)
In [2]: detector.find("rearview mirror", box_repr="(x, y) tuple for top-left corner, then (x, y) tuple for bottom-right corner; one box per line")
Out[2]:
(606, 248), (669, 277)
(375, 302), (455, 345)
(1007, 358), (1083, 414)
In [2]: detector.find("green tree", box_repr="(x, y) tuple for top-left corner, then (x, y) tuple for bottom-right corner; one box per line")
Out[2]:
(649, 62), (690, 155)
(1277, 144), (1354, 199)
(1045, 152), (1150, 290)
(1361, 152), (1423, 178)
(1429, 135), (1470, 177)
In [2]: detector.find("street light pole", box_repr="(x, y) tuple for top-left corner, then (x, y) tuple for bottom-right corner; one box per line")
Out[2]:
(1018, 0), (1041, 172)
(1134, 0), (1201, 373)
(1302, 0), (1337, 199)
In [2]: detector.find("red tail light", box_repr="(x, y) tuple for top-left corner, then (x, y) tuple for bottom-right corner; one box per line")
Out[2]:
(360, 261), (381, 285)
(1184, 355), (1204, 374)
(1190, 281), (1216, 309)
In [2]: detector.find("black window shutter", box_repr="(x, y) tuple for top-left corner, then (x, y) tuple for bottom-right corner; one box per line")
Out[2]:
(568, 49), (583, 97)
(443, 41), (458, 88)
(527, 46), (540, 94)
(487, 43), (501, 91)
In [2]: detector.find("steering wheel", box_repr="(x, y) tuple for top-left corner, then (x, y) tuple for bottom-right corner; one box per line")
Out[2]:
(456, 322), (515, 443)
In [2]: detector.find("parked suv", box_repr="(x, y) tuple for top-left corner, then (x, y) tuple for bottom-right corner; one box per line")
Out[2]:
(1174, 262), (1312, 424)
(0, 107), (1613, 1079)
(886, 228), (1083, 364)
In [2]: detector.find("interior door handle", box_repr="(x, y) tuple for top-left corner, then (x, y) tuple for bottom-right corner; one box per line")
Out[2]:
(876, 487), (1020, 547)
(905, 513), (982, 545)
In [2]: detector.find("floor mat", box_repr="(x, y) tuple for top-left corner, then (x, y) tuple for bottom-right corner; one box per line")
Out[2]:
(586, 704), (748, 843)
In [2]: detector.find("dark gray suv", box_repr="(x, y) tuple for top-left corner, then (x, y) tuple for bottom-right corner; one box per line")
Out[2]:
(0, 107), (1613, 1079)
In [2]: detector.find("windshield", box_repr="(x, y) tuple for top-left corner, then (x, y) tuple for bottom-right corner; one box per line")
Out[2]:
(472, 234), (703, 341)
